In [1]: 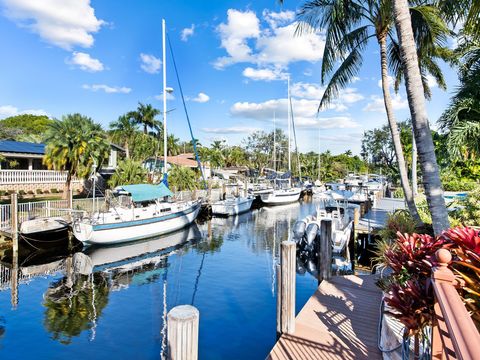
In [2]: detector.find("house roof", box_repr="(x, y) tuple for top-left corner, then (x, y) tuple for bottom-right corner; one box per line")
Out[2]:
(0, 140), (124, 156)
(0, 140), (45, 154)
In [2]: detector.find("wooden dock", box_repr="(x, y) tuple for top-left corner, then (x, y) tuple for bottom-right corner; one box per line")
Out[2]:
(268, 274), (382, 360)
(356, 197), (405, 234)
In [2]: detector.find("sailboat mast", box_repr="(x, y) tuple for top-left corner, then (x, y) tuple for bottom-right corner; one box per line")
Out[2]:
(162, 19), (167, 173)
(318, 127), (321, 181)
(273, 112), (276, 172)
(287, 76), (291, 172)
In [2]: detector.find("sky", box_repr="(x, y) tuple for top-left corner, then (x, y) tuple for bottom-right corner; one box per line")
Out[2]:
(0, 0), (460, 155)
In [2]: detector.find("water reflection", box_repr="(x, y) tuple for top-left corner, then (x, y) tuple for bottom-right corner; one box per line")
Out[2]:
(43, 272), (109, 344)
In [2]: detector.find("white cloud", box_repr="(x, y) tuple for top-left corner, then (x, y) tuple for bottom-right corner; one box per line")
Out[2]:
(351, 76), (361, 83)
(426, 74), (437, 88)
(377, 75), (394, 88)
(192, 92), (210, 103)
(202, 126), (260, 134)
(140, 53), (161, 74)
(2, 0), (105, 50)
(262, 9), (294, 29)
(0, 105), (48, 119)
(154, 92), (175, 101)
(82, 84), (131, 94)
(230, 98), (360, 129)
(214, 9), (325, 70)
(214, 9), (260, 69)
(363, 94), (408, 112)
(290, 82), (363, 110)
(242, 66), (287, 81)
(181, 24), (195, 41)
(303, 68), (313, 76)
(67, 51), (104, 72)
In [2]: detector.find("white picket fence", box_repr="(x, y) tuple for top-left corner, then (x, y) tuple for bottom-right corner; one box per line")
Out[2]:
(0, 170), (80, 184)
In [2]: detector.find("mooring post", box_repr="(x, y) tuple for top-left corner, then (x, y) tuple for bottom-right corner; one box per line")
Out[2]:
(10, 247), (18, 309)
(318, 219), (332, 282)
(10, 193), (18, 254)
(278, 240), (296, 335)
(207, 181), (212, 203)
(276, 263), (281, 337)
(167, 305), (199, 360)
(349, 213), (356, 272)
(192, 189), (197, 201)
(222, 183), (226, 200)
(244, 179), (248, 197)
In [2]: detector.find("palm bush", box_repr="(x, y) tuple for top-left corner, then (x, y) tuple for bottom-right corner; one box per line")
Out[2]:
(108, 159), (148, 188)
(168, 166), (197, 191)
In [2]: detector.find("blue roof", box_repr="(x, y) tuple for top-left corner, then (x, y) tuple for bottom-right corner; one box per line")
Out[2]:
(117, 183), (173, 202)
(0, 141), (45, 154)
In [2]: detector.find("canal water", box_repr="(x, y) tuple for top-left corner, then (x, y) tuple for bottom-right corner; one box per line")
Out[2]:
(0, 201), (320, 359)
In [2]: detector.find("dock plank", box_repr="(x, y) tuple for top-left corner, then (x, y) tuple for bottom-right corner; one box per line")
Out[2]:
(268, 275), (382, 360)
(356, 198), (405, 233)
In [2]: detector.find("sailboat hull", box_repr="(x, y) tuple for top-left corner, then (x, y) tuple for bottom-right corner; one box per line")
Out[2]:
(260, 188), (301, 205)
(211, 197), (254, 216)
(73, 201), (201, 245)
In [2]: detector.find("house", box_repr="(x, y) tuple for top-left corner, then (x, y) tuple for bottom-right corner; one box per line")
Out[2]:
(143, 153), (211, 178)
(0, 140), (123, 194)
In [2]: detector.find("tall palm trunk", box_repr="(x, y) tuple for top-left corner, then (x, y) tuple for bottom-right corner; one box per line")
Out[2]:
(411, 127), (418, 196)
(125, 141), (130, 159)
(379, 35), (422, 224)
(393, 0), (449, 235)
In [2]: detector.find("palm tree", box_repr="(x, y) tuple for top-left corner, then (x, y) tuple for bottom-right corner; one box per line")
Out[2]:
(168, 166), (197, 191)
(167, 134), (181, 156)
(43, 114), (110, 196)
(296, 0), (448, 225)
(128, 103), (160, 135)
(393, 0), (450, 234)
(108, 159), (148, 187)
(109, 114), (138, 159)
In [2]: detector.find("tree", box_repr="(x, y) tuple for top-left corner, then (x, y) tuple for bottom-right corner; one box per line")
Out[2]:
(109, 114), (138, 159)
(0, 114), (53, 142)
(108, 159), (148, 187)
(393, 0), (450, 234)
(43, 114), (110, 195)
(128, 103), (160, 135)
(168, 166), (197, 191)
(296, 0), (444, 224)
(167, 134), (181, 156)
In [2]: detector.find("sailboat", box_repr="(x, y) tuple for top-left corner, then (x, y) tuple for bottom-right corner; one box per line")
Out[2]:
(72, 19), (201, 245)
(260, 77), (302, 206)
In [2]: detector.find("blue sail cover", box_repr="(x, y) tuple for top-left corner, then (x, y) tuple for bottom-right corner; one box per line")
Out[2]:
(119, 183), (173, 202)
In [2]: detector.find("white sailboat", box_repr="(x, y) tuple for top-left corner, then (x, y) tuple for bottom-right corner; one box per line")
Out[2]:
(211, 194), (254, 216)
(72, 19), (201, 245)
(261, 77), (301, 206)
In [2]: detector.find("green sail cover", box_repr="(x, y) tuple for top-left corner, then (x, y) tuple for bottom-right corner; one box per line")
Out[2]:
(119, 183), (173, 202)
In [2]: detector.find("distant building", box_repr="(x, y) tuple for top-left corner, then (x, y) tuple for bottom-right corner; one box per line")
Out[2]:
(0, 140), (123, 194)
(143, 153), (211, 178)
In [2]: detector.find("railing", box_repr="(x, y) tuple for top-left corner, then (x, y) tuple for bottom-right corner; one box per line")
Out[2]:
(0, 170), (80, 184)
(431, 249), (480, 359)
(0, 197), (105, 231)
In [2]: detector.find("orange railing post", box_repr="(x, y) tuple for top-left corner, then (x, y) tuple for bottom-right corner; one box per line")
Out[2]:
(431, 248), (480, 360)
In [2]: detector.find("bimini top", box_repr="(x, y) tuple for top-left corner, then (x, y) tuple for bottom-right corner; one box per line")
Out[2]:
(116, 183), (173, 202)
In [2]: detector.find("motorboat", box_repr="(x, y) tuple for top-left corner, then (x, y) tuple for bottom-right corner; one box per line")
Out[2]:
(19, 217), (69, 248)
(211, 195), (255, 216)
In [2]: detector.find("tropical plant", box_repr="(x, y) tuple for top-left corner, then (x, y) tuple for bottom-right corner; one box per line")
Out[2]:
(128, 103), (160, 135)
(168, 166), (197, 191)
(448, 187), (480, 226)
(296, 0), (449, 226)
(167, 134), (181, 156)
(43, 114), (110, 195)
(109, 114), (138, 159)
(108, 159), (148, 188)
(393, 0), (450, 235)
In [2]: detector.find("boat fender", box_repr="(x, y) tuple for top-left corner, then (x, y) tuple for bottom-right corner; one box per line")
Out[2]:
(305, 223), (319, 246)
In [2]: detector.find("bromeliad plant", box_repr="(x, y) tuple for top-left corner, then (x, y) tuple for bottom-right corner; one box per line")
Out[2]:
(441, 226), (480, 326)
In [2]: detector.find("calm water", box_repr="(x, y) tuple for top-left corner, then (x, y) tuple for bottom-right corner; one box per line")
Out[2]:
(0, 201), (320, 360)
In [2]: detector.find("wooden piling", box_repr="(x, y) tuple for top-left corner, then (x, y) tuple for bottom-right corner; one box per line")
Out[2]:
(276, 263), (281, 337)
(207, 181), (212, 203)
(11, 193), (18, 253)
(278, 241), (296, 335)
(167, 305), (199, 360)
(318, 219), (332, 282)
(10, 247), (18, 309)
(349, 215), (356, 272)
(222, 183), (226, 200)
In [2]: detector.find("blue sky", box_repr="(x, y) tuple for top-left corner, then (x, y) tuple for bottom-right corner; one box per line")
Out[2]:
(0, 0), (459, 154)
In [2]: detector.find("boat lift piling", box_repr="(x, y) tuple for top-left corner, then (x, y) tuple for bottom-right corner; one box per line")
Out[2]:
(276, 241), (296, 337)
(10, 193), (18, 254)
(318, 219), (332, 283)
(167, 305), (199, 360)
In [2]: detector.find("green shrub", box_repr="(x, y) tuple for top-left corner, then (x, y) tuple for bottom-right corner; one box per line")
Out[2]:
(392, 187), (404, 198)
(36, 189), (43, 194)
(43, 189), (50, 194)
(50, 188), (58, 194)
(449, 187), (480, 226)
(58, 189), (64, 193)
(18, 190), (26, 196)
(27, 190), (34, 195)
(443, 179), (477, 191)
(7, 190), (15, 194)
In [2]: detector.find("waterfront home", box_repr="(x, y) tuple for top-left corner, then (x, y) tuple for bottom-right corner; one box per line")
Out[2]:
(143, 153), (212, 178)
(0, 140), (123, 194)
